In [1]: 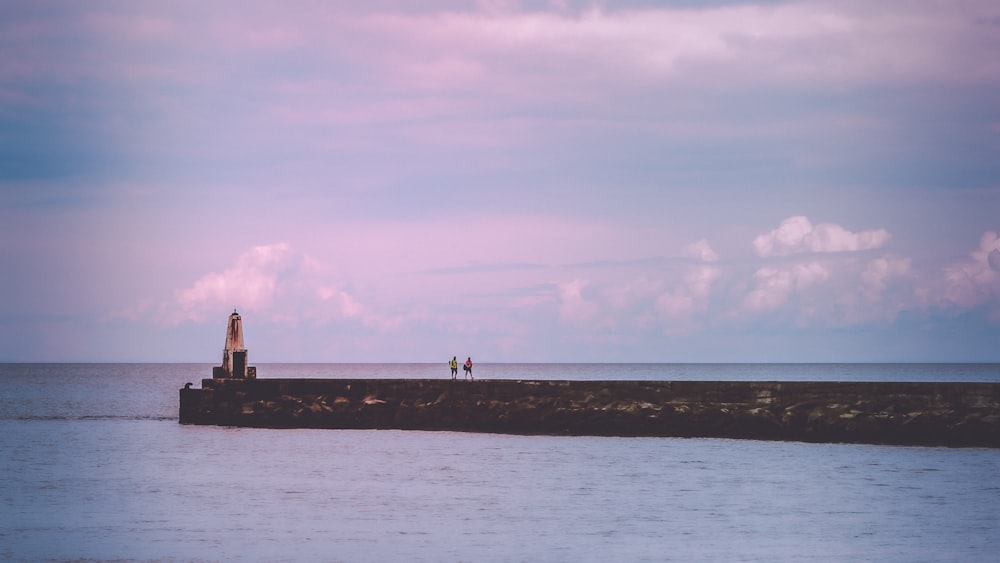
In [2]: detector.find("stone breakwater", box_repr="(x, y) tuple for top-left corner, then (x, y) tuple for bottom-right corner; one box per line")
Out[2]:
(179, 378), (1000, 447)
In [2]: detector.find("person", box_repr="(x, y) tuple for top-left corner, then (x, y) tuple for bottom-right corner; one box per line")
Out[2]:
(449, 356), (458, 379)
(463, 357), (473, 380)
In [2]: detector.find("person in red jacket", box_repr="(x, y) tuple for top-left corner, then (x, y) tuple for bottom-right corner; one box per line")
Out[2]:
(463, 357), (473, 380)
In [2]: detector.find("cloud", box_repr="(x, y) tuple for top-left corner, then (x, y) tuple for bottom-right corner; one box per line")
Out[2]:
(654, 264), (720, 321)
(743, 262), (829, 312)
(741, 229), (1000, 325)
(155, 243), (370, 327)
(316, 286), (363, 317)
(557, 278), (599, 325)
(549, 239), (724, 333)
(941, 231), (1000, 311)
(356, 1), (1000, 95)
(753, 216), (890, 257)
(684, 238), (719, 262)
(861, 255), (912, 300)
(30, 0), (994, 161)
(649, 239), (720, 323)
(172, 243), (293, 319)
(741, 229), (918, 323)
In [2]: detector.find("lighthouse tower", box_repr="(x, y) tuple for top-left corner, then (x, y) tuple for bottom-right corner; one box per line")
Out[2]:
(212, 309), (256, 379)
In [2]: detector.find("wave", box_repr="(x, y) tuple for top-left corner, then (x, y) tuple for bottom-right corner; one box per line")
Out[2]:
(2, 414), (179, 422)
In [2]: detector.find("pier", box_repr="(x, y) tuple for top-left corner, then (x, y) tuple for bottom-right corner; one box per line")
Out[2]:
(180, 377), (1000, 447)
(182, 312), (999, 447)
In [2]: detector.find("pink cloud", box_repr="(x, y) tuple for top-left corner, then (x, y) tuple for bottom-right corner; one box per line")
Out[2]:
(605, 277), (663, 314)
(557, 279), (599, 326)
(112, 209), (997, 358)
(743, 262), (829, 312)
(942, 231), (1000, 313)
(753, 216), (890, 257)
(346, 1), (1000, 102)
(544, 239), (724, 332)
(685, 239), (719, 262)
(657, 267), (717, 317)
(171, 243), (294, 322)
(861, 255), (912, 300)
(150, 242), (373, 329)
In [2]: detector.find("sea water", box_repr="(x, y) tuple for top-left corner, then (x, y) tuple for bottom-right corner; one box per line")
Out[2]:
(1, 363), (999, 561)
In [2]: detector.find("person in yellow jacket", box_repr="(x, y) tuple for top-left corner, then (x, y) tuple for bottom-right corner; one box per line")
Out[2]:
(449, 356), (458, 379)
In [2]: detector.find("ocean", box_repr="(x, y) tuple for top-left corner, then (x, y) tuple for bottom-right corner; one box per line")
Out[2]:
(2, 363), (999, 561)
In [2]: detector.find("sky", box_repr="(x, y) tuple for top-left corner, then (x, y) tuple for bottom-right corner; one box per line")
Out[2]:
(1, 0), (999, 363)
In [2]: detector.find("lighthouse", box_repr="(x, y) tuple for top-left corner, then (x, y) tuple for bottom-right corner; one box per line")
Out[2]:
(212, 309), (256, 379)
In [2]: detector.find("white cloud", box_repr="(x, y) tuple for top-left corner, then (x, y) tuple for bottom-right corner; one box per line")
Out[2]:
(861, 255), (912, 300)
(685, 238), (719, 262)
(357, 1), (1000, 92)
(753, 216), (890, 257)
(685, 264), (719, 299)
(605, 277), (662, 314)
(648, 239), (721, 322)
(551, 244), (723, 330)
(743, 262), (829, 312)
(158, 243), (370, 327)
(655, 265), (719, 320)
(942, 231), (1000, 311)
(172, 243), (294, 321)
(557, 278), (599, 325)
(316, 286), (364, 318)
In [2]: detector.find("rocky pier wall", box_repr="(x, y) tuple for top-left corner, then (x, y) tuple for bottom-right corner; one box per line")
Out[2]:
(179, 378), (1000, 447)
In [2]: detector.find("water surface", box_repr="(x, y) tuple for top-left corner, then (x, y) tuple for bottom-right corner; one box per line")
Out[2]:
(1, 364), (998, 561)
